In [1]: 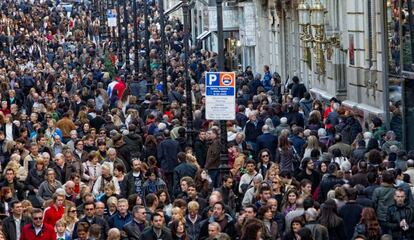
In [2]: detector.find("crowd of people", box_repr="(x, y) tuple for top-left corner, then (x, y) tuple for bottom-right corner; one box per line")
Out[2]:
(0, 0), (410, 240)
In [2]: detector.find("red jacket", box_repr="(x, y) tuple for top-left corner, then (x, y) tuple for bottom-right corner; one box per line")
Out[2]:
(20, 223), (56, 240)
(43, 202), (64, 227)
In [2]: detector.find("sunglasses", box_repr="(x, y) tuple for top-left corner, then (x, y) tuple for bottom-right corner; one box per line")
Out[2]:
(33, 217), (42, 220)
(69, 210), (77, 213)
(262, 155), (269, 157)
(85, 208), (94, 211)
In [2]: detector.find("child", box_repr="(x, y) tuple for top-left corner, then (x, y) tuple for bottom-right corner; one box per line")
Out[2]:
(88, 224), (102, 240)
(55, 219), (70, 240)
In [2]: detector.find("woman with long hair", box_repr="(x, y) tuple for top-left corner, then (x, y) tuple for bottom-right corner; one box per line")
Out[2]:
(194, 168), (212, 199)
(302, 135), (321, 158)
(318, 199), (346, 240)
(171, 220), (188, 240)
(275, 135), (295, 172)
(281, 188), (299, 215)
(258, 205), (281, 240)
(142, 135), (157, 162)
(157, 189), (173, 218)
(353, 207), (381, 240)
(240, 218), (264, 240)
(62, 202), (78, 236)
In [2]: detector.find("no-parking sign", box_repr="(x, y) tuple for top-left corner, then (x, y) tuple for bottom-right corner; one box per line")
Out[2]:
(205, 72), (236, 120)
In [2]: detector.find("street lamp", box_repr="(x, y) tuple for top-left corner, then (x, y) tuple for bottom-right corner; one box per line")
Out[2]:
(132, 0), (139, 74)
(116, 0), (123, 69)
(158, 0), (169, 111)
(216, 0), (229, 178)
(123, 0), (130, 73)
(143, 0), (153, 93)
(182, 0), (194, 146)
(298, 0), (312, 68)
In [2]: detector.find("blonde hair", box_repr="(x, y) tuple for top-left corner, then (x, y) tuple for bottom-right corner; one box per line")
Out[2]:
(107, 196), (118, 207)
(187, 201), (199, 211)
(107, 228), (121, 240)
(186, 154), (200, 169)
(307, 136), (320, 150)
(171, 206), (185, 221)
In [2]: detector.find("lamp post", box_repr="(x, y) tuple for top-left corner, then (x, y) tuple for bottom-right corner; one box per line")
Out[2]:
(298, 0), (312, 68)
(123, 0), (130, 73)
(116, 0), (123, 69)
(216, 0), (229, 178)
(159, 0), (169, 111)
(183, 0), (194, 146)
(310, 0), (326, 74)
(133, 0), (139, 74)
(143, 0), (152, 93)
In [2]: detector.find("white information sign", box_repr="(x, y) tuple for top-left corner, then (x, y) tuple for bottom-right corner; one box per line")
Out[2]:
(107, 9), (117, 27)
(205, 72), (236, 120)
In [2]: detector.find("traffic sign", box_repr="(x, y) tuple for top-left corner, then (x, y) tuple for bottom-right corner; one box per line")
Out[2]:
(107, 9), (117, 27)
(205, 72), (236, 120)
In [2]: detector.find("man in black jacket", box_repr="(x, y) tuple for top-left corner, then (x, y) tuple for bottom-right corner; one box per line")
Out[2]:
(124, 159), (144, 198)
(199, 201), (237, 240)
(194, 130), (208, 167)
(0, 168), (25, 200)
(2, 200), (32, 240)
(124, 205), (149, 240)
(318, 163), (345, 203)
(72, 202), (110, 240)
(139, 213), (172, 240)
(157, 130), (180, 195)
(173, 152), (197, 196)
(386, 189), (414, 240)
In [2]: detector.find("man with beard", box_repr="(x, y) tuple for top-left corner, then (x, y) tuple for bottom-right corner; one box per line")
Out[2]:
(386, 189), (414, 239)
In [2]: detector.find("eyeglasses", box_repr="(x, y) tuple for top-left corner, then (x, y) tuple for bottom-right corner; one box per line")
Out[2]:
(69, 210), (77, 213)
(33, 217), (43, 220)
(85, 208), (94, 211)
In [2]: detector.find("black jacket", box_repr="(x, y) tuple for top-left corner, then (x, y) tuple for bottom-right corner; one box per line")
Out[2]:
(123, 219), (148, 240)
(157, 138), (180, 173)
(124, 133), (143, 159)
(2, 215), (31, 240)
(199, 214), (237, 240)
(173, 162), (197, 195)
(318, 174), (345, 203)
(139, 226), (172, 240)
(0, 179), (25, 201)
(338, 202), (363, 240)
(72, 216), (109, 240)
(194, 138), (207, 168)
(386, 203), (414, 240)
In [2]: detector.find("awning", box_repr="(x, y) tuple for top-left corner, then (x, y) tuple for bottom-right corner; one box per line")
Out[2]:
(165, 1), (183, 15)
(196, 30), (211, 41)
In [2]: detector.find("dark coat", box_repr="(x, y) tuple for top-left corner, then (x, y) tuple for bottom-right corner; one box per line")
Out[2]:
(124, 171), (144, 198)
(386, 203), (414, 239)
(115, 143), (132, 172)
(72, 216), (109, 240)
(173, 162), (197, 195)
(124, 132), (143, 159)
(139, 227), (173, 240)
(194, 138), (207, 168)
(185, 214), (204, 240)
(205, 139), (220, 170)
(256, 133), (278, 156)
(123, 220), (149, 240)
(157, 138), (180, 173)
(338, 202), (363, 240)
(244, 120), (264, 143)
(199, 214), (237, 240)
(2, 215), (32, 240)
(0, 179), (25, 200)
(318, 174), (345, 203)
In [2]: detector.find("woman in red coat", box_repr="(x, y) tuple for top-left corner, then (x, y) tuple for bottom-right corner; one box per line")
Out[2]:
(20, 208), (56, 240)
